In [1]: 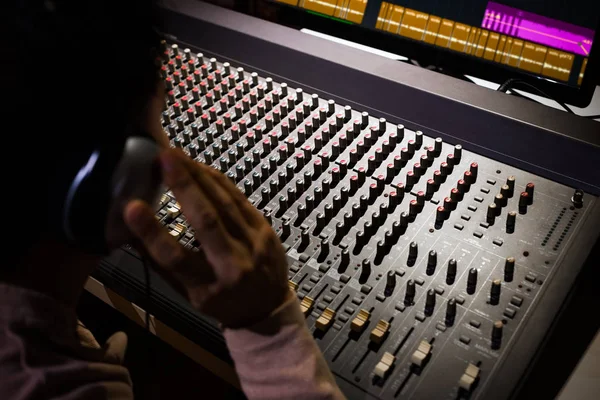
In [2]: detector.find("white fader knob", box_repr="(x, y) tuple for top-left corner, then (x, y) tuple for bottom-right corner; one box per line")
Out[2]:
(459, 363), (480, 391)
(374, 352), (396, 379)
(411, 340), (432, 367)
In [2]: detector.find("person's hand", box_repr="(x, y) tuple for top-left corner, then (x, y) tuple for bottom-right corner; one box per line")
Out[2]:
(124, 149), (290, 329)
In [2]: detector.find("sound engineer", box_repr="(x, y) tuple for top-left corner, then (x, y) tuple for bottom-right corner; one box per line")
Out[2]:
(1, 0), (344, 399)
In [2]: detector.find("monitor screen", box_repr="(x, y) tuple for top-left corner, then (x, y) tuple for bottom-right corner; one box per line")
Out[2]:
(270, 0), (598, 90)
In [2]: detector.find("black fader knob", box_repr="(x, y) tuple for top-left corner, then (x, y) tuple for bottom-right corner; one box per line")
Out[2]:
(504, 257), (515, 282)
(359, 259), (371, 283)
(445, 298), (457, 326)
(404, 279), (416, 305)
(385, 270), (396, 296)
(447, 258), (457, 284)
(425, 289), (436, 316)
(492, 320), (503, 350)
(338, 248), (350, 273)
(467, 268), (478, 295)
(490, 279), (502, 305)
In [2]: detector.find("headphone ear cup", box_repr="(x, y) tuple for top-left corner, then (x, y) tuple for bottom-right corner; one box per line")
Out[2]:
(105, 137), (163, 249)
(63, 136), (162, 253)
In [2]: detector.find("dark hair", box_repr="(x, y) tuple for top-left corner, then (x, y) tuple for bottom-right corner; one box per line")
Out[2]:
(2, 0), (163, 260)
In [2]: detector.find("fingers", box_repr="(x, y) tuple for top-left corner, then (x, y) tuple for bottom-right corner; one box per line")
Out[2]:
(124, 200), (215, 283)
(199, 163), (268, 229)
(158, 151), (235, 257)
(173, 150), (264, 230)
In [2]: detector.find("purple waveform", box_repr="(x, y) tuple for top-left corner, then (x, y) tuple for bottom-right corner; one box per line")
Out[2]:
(482, 1), (594, 56)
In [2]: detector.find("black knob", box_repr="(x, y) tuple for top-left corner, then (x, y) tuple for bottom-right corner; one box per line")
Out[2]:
(259, 187), (270, 208)
(408, 241), (418, 259)
(426, 179), (437, 198)
(492, 320), (503, 349)
(572, 189), (584, 208)
(317, 239), (330, 262)
(400, 212), (410, 228)
(487, 204), (497, 224)
(494, 193), (506, 208)
(436, 206), (447, 223)
(445, 298), (457, 326)
(280, 220), (291, 241)
(506, 211), (517, 233)
(427, 250), (437, 268)
(298, 229), (310, 252)
(375, 240), (388, 264)
(295, 204), (307, 227)
(490, 279), (501, 305)
(506, 176), (516, 197)
(469, 162), (478, 181)
(425, 289), (436, 316)
(500, 184), (511, 199)
(467, 268), (478, 294)
(409, 199), (419, 217)
(525, 183), (535, 203)
(333, 222), (345, 244)
(385, 270), (396, 296)
(447, 258), (457, 284)
(518, 192), (529, 213)
(359, 259), (371, 283)
(504, 257), (515, 282)
(453, 144), (462, 162)
(354, 231), (366, 255)
(314, 213), (326, 234)
(338, 248), (350, 273)
(404, 279), (416, 305)
(278, 196), (288, 214)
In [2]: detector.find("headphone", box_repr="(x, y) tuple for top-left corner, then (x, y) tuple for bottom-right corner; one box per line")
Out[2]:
(61, 131), (163, 254)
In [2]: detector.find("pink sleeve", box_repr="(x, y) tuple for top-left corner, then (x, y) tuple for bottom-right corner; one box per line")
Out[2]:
(223, 294), (346, 400)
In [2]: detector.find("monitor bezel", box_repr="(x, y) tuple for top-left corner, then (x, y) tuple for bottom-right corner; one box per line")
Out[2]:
(240, 0), (599, 108)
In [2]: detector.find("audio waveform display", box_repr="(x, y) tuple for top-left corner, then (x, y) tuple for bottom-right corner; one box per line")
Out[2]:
(482, 2), (594, 57)
(375, 2), (585, 83)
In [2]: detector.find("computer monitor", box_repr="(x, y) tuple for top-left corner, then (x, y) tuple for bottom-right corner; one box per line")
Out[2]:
(233, 0), (599, 107)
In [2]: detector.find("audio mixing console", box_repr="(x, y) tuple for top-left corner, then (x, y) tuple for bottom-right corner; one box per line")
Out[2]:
(139, 40), (598, 399)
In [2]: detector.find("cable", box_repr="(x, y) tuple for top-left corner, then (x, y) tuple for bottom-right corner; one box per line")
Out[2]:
(498, 78), (575, 115)
(142, 256), (151, 333)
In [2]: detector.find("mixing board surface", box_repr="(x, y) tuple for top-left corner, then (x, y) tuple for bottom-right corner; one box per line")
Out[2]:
(141, 40), (598, 399)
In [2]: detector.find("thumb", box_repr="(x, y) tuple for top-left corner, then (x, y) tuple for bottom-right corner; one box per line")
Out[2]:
(103, 331), (128, 365)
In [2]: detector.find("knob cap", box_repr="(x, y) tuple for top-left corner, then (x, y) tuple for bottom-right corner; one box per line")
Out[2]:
(404, 279), (416, 305)
(504, 257), (515, 282)
(467, 268), (478, 294)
